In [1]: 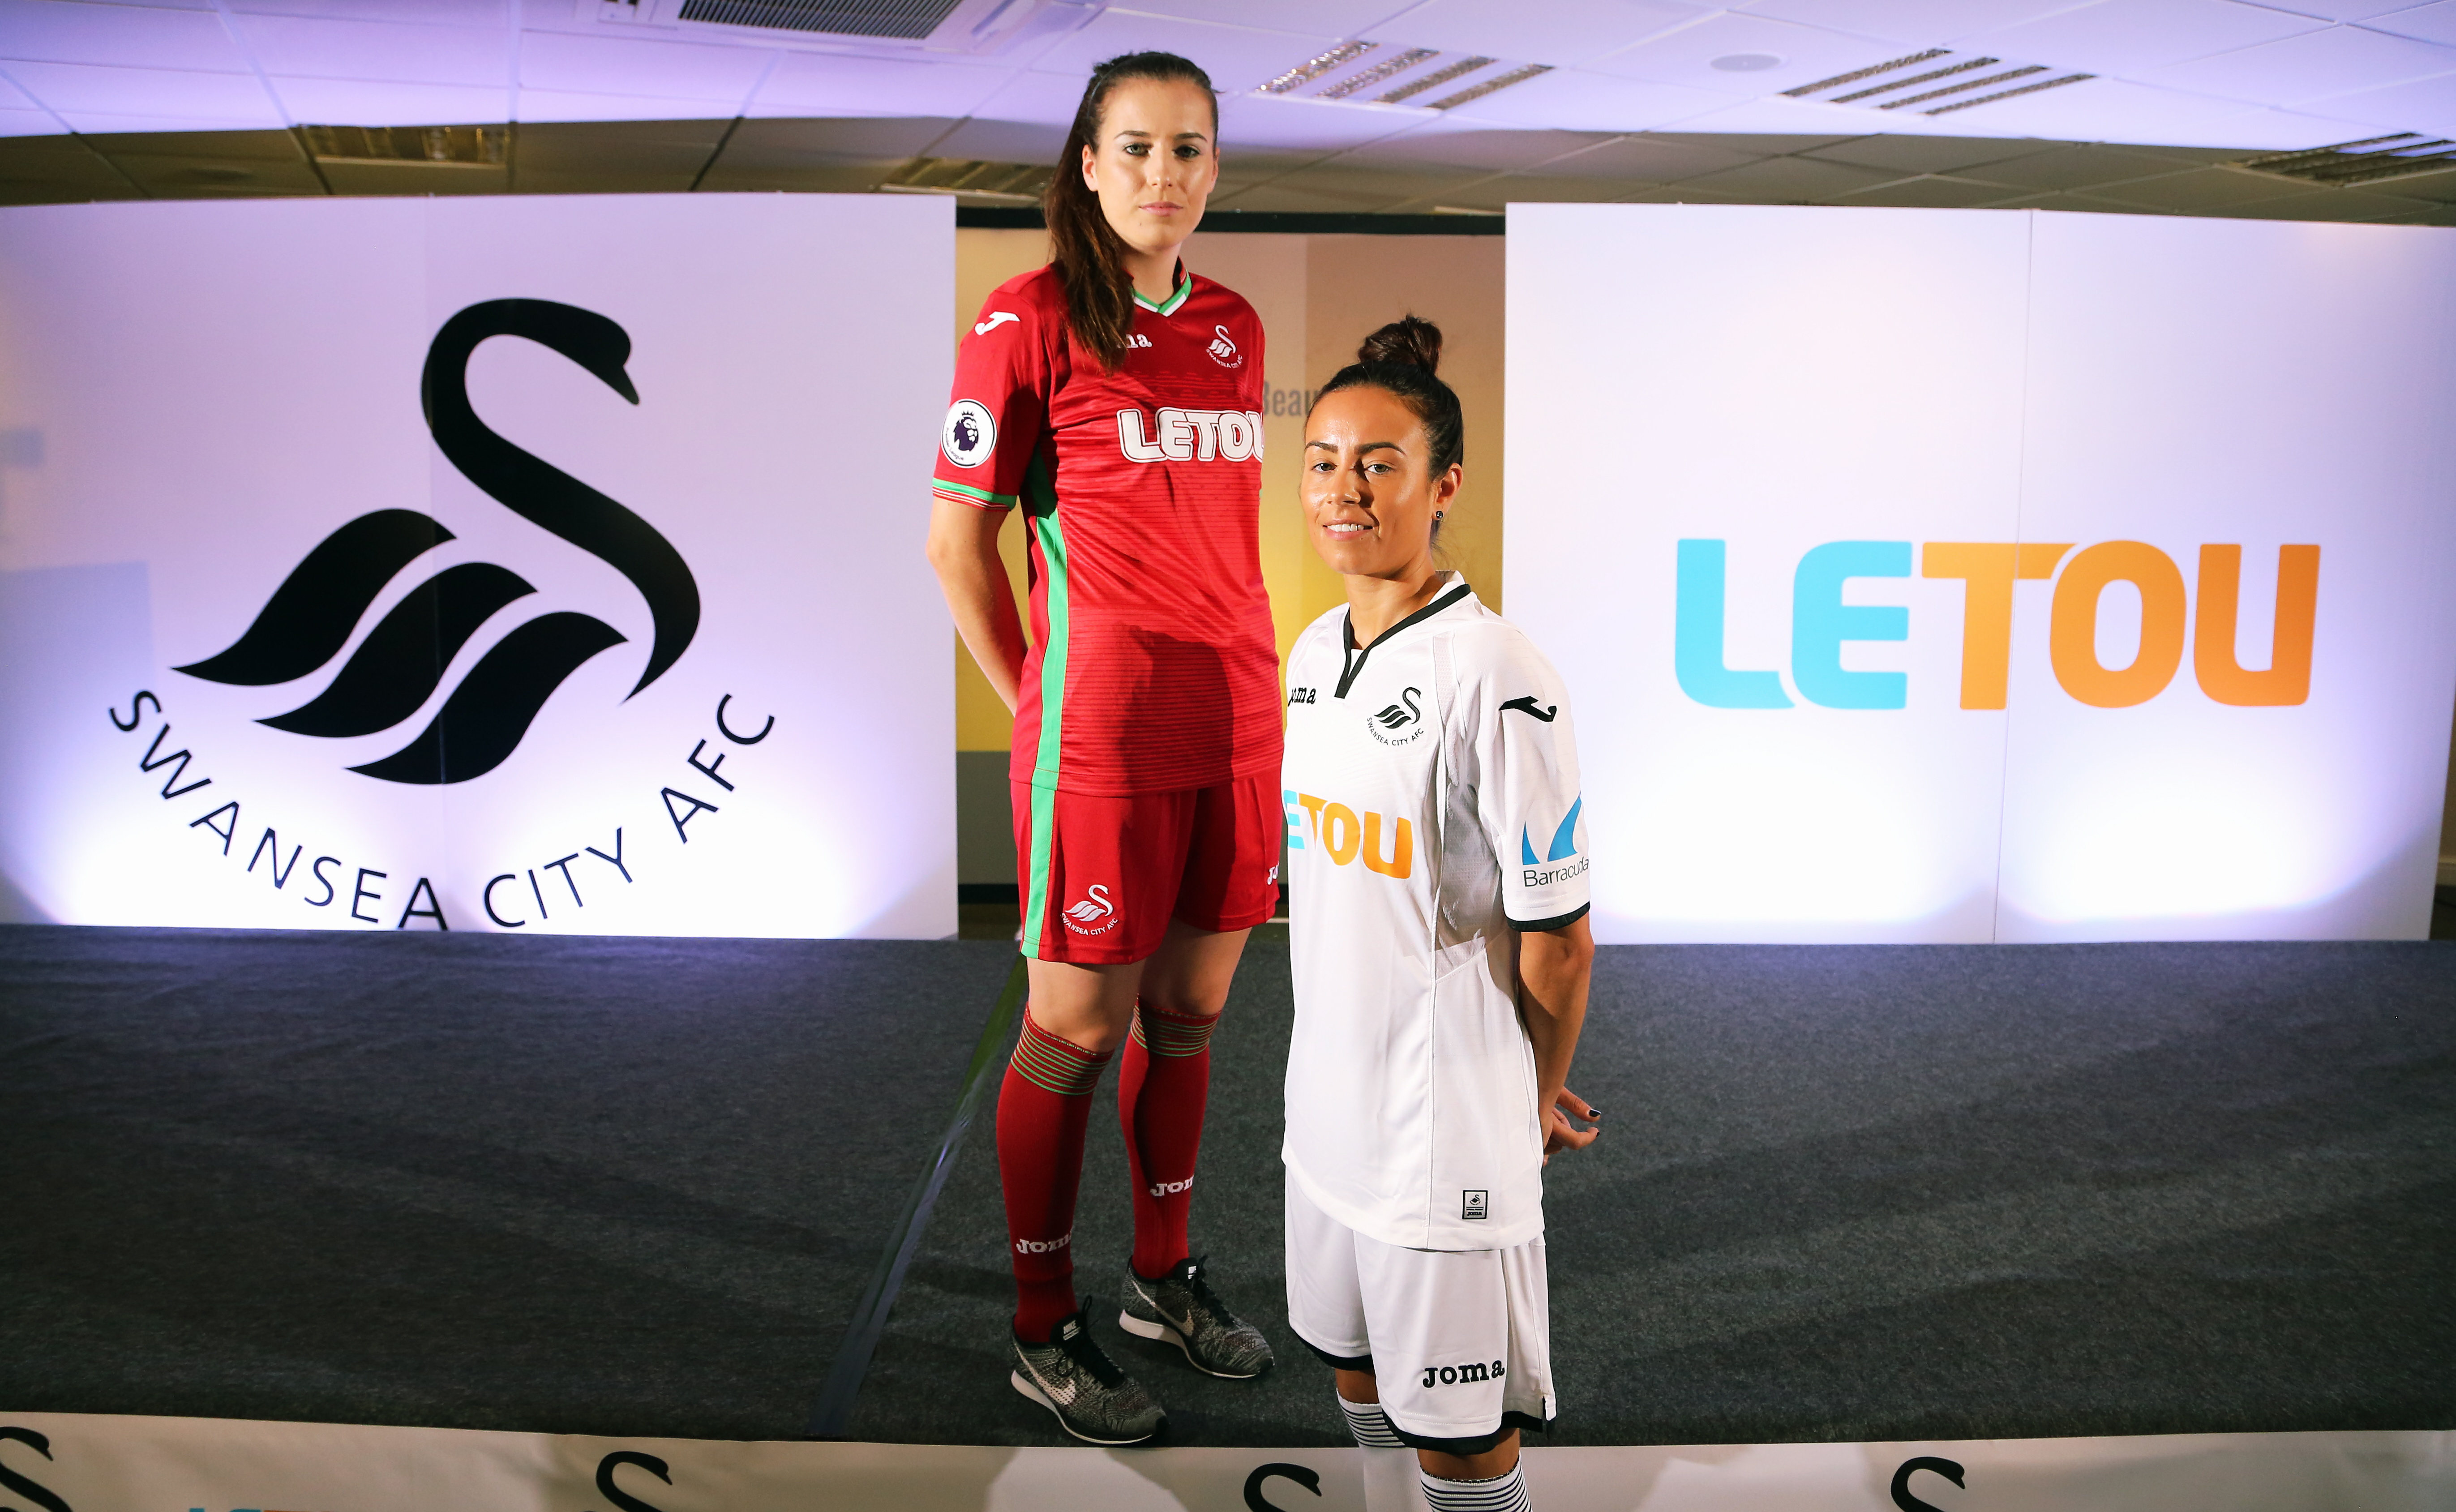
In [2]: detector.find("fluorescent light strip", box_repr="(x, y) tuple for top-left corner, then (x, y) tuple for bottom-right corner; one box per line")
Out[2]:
(1320, 48), (1438, 99)
(1880, 64), (2045, 110)
(1379, 56), (1496, 104)
(1923, 71), (2092, 115)
(1428, 63), (1553, 110)
(1782, 48), (1949, 98)
(1830, 56), (1998, 103)
(1258, 41), (1377, 96)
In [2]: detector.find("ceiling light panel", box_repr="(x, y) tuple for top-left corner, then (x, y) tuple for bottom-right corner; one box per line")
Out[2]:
(1247, 40), (1549, 113)
(2237, 131), (2456, 185)
(1784, 47), (2094, 117)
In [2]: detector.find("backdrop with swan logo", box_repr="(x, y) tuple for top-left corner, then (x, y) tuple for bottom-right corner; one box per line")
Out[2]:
(1505, 204), (2456, 944)
(0, 194), (954, 938)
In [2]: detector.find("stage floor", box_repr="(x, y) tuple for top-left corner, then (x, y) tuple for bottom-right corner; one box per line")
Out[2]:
(2, 924), (2449, 1447)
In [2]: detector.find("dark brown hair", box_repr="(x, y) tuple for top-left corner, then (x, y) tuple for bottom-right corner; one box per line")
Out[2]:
(1042, 51), (1217, 369)
(1316, 315), (1466, 479)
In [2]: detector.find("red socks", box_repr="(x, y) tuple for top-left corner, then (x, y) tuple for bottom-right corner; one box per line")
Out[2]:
(1119, 1002), (1218, 1279)
(998, 1009), (1113, 1341)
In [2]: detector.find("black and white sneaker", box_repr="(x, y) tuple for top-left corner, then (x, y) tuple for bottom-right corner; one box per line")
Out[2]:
(1009, 1310), (1168, 1445)
(1119, 1257), (1275, 1379)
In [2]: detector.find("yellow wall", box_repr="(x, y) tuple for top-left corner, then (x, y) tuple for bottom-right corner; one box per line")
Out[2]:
(949, 227), (1507, 753)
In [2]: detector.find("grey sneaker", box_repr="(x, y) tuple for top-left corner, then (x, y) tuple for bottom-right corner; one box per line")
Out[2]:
(1009, 1310), (1168, 1445)
(1119, 1256), (1275, 1379)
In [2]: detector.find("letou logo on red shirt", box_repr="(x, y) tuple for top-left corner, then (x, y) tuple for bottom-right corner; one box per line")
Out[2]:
(1115, 407), (1264, 464)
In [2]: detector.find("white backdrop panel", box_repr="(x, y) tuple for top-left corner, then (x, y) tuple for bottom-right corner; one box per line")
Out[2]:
(1506, 203), (2456, 943)
(0, 194), (954, 939)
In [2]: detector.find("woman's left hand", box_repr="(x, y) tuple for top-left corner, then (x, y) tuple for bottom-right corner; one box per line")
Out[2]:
(1543, 1087), (1601, 1164)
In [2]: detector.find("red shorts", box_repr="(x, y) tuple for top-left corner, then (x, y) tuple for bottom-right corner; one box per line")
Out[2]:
(1012, 773), (1282, 965)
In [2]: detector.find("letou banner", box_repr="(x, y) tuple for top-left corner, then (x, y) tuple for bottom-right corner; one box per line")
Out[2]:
(0, 1413), (2445, 1511)
(1505, 204), (2456, 944)
(0, 195), (953, 939)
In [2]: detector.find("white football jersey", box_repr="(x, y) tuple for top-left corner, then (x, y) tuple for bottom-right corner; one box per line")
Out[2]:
(1281, 575), (1590, 1252)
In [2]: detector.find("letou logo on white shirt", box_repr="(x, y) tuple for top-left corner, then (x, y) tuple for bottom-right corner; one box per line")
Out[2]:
(1115, 407), (1263, 463)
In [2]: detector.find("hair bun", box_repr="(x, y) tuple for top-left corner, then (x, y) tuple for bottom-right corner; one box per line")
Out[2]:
(1358, 315), (1442, 376)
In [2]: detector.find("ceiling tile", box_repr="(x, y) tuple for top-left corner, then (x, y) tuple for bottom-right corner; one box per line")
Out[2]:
(752, 51), (1011, 119)
(1388, 0), (1718, 69)
(1030, 10), (1345, 95)
(1961, 0), (2327, 73)
(5, 60), (282, 122)
(2082, 161), (2325, 203)
(233, 14), (507, 86)
(0, 0), (249, 71)
(2134, 20), (2456, 102)
(1736, 0), (2109, 47)
(1657, 93), (1995, 135)
(0, 70), (41, 110)
(515, 90), (737, 124)
(1204, 174), (1415, 211)
(1827, 171), (2030, 203)
(716, 114), (951, 167)
(924, 113), (1070, 163)
(2236, 0), (2440, 19)
(0, 106), (61, 135)
(1919, 74), (2297, 144)
(1332, 118), (1618, 172)
(1590, 12), (1912, 94)
(1978, 187), (2160, 209)
(271, 77), (508, 126)
(1954, 141), (2219, 187)
(1542, 133), (1765, 180)
(1802, 132), (2059, 171)
(1123, 0), (1417, 36)
(1436, 68), (1743, 132)
(2206, 180), (2428, 214)
(510, 118), (728, 192)
(2307, 68), (2456, 130)
(2366, 161), (2456, 196)
(0, 133), (136, 199)
(964, 66), (1093, 131)
(2364, 1), (2456, 43)
(1423, 171), (1637, 207)
(1217, 92), (1424, 152)
(1676, 152), (1908, 198)
(55, 109), (285, 132)
(516, 30), (773, 101)
(236, 0), (505, 21)
(317, 158), (502, 193)
(109, 150), (323, 195)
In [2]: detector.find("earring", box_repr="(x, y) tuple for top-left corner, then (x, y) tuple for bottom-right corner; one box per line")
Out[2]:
(1433, 511), (1446, 520)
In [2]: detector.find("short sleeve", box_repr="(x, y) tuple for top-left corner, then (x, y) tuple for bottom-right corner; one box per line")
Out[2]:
(1473, 636), (1590, 931)
(932, 289), (1051, 511)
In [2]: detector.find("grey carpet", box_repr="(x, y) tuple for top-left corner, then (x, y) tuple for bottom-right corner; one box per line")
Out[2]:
(2, 924), (2448, 1445)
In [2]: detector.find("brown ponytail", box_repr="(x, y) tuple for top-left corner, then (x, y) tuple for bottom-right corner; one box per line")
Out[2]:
(1042, 51), (1217, 370)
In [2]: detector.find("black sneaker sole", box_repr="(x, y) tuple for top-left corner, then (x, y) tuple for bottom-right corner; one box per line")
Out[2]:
(1117, 1307), (1272, 1379)
(1009, 1369), (1165, 1445)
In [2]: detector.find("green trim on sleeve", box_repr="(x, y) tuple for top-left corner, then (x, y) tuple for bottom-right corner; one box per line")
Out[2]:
(934, 479), (1018, 508)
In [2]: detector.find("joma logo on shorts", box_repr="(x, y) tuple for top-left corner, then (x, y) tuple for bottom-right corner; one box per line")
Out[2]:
(1421, 1359), (1508, 1388)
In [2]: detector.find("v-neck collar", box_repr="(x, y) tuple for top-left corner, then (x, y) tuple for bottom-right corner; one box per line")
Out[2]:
(1132, 262), (1193, 317)
(1335, 578), (1474, 699)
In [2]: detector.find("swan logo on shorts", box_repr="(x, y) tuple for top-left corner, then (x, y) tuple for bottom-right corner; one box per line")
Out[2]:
(1367, 687), (1427, 746)
(943, 399), (996, 469)
(1207, 324), (1243, 368)
(1062, 882), (1119, 935)
(173, 299), (697, 785)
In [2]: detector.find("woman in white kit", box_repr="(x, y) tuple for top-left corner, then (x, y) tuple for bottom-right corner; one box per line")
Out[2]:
(1280, 316), (1599, 1512)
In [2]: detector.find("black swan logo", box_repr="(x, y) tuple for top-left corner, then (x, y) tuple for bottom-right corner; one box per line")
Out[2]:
(1372, 687), (1422, 730)
(174, 299), (699, 784)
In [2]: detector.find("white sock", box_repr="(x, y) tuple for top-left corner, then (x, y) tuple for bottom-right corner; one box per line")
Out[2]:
(1338, 1394), (1406, 1448)
(1419, 1464), (1530, 1512)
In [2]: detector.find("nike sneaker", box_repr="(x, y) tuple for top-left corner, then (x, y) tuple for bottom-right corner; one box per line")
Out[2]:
(1119, 1256), (1275, 1379)
(1009, 1310), (1168, 1445)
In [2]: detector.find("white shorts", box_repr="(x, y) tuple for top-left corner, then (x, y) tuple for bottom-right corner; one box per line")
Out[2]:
(1283, 1176), (1556, 1450)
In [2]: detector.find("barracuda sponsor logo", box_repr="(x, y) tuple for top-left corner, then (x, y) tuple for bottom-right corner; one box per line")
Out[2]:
(1523, 795), (1584, 887)
(1115, 407), (1264, 463)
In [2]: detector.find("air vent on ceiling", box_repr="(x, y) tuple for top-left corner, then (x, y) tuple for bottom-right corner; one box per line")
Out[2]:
(589, 0), (1045, 53)
(1784, 48), (2092, 116)
(1250, 42), (1550, 112)
(300, 124), (508, 167)
(2237, 133), (2456, 186)
(880, 157), (1051, 201)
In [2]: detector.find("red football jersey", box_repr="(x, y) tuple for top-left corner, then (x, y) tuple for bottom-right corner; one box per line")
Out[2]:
(934, 263), (1281, 797)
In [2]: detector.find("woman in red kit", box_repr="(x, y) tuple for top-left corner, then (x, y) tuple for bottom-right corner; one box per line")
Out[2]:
(923, 50), (1279, 1445)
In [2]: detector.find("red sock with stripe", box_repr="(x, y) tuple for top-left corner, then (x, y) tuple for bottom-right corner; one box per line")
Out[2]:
(1119, 1001), (1217, 1279)
(998, 1008), (1114, 1341)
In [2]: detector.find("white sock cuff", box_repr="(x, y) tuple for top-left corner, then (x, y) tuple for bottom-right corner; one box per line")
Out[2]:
(1419, 1464), (1530, 1512)
(1337, 1395), (1406, 1449)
